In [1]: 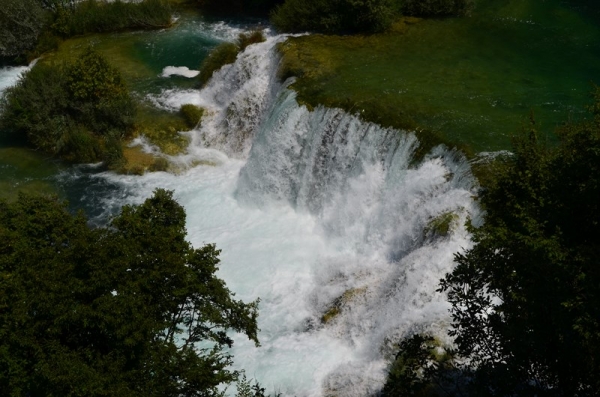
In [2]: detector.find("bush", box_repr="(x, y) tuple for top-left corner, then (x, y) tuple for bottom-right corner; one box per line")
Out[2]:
(0, 190), (259, 397)
(0, 0), (46, 61)
(401, 0), (474, 17)
(238, 30), (266, 51)
(271, 0), (400, 34)
(0, 49), (134, 165)
(50, 0), (172, 37)
(197, 0), (284, 16)
(66, 47), (136, 135)
(436, 95), (600, 395)
(198, 42), (239, 86)
(197, 30), (265, 87)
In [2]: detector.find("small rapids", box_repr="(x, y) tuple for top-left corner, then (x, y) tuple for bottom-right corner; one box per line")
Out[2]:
(1, 27), (480, 397)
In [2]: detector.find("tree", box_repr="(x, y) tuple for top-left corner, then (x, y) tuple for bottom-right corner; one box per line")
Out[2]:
(0, 48), (134, 166)
(65, 47), (136, 136)
(437, 94), (600, 396)
(0, 0), (46, 60)
(0, 189), (259, 397)
(270, 0), (400, 34)
(401, 0), (473, 17)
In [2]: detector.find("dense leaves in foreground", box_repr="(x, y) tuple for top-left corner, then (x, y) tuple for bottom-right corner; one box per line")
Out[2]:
(384, 92), (600, 396)
(0, 189), (259, 397)
(0, 48), (134, 166)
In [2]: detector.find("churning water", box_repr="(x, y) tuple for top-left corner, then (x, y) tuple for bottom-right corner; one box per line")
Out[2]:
(53, 34), (479, 396)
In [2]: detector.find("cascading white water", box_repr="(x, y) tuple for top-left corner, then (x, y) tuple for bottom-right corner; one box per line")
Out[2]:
(0, 62), (34, 95)
(93, 33), (481, 396)
(0, 27), (479, 395)
(150, 34), (285, 159)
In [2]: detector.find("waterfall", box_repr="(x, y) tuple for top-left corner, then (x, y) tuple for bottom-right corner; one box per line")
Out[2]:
(110, 34), (481, 396)
(0, 61), (35, 95)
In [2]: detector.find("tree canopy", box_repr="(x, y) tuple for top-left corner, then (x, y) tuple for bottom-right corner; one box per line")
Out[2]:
(0, 0), (46, 61)
(437, 94), (600, 395)
(0, 189), (259, 397)
(383, 91), (600, 396)
(0, 48), (134, 166)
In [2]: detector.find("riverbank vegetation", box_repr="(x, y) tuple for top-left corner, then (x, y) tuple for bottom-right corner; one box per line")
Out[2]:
(0, 0), (47, 62)
(50, 0), (172, 38)
(0, 189), (260, 396)
(0, 49), (134, 167)
(198, 30), (266, 86)
(384, 91), (600, 396)
(277, 0), (600, 153)
(277, 30), (467, 158)
(0, 0), (172, 64)
(196, 0), (471, 32)
(270, 0), (471, 34)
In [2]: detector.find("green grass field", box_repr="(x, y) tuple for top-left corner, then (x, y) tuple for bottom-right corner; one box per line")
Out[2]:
(279, 0), (600, 153)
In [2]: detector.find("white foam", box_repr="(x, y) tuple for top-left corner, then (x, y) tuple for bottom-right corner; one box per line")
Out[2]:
(161, 66), (200, 78)
(0, 60), (36, 95)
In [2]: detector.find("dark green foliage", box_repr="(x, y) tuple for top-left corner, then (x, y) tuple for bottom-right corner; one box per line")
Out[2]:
(50, 0), (172, 37)
(271, 0), (400, 34)
(401, 0), (474, 17)
(37, 0), (78, 12)
(236, 375), (275, 397)
(238, 30), (267, 51)
(383, 335), (438, 396)
(65, 48), (136, 135)
(0, 189), (259, 397)
(0, 0), (46, 61)
(198, 31), (266, 87)
(198, 42), (239, 86)
(197, 0), (284, 16)
(383, 335), (461, 397)
(437, 94), (600, 395)
(0, 49), (134, 165)
(180, 104), (204, 128)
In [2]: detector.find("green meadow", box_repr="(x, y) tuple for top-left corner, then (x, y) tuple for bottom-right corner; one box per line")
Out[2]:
(280, 0), (600, 152)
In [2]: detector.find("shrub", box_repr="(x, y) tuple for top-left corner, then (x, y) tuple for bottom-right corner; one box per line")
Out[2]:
(401, 0), (474, 17)
(0, 0), (46, 61)
(66, 47), (136, 135)
(0, 190), (259, 396)
(0, 49), (134, 165)
(198, 42), (239, 86)
(50, 0), (172, 37)
(197, 30), (265, 87)
(179, 104), (204, 128)
(197, 0), (284, 16)
(238, 30), (266, 51)
(271, 0), (400, 34)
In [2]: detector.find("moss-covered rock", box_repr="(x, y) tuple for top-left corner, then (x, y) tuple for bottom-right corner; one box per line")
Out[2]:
(424, 212), (459, 238)
(321, 287), (368, 324)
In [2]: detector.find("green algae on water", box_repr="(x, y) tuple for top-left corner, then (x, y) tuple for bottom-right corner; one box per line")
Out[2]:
(0, 148), (62, 201)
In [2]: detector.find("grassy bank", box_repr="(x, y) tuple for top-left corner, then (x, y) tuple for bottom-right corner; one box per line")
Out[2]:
(278, 0), (600, 154)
